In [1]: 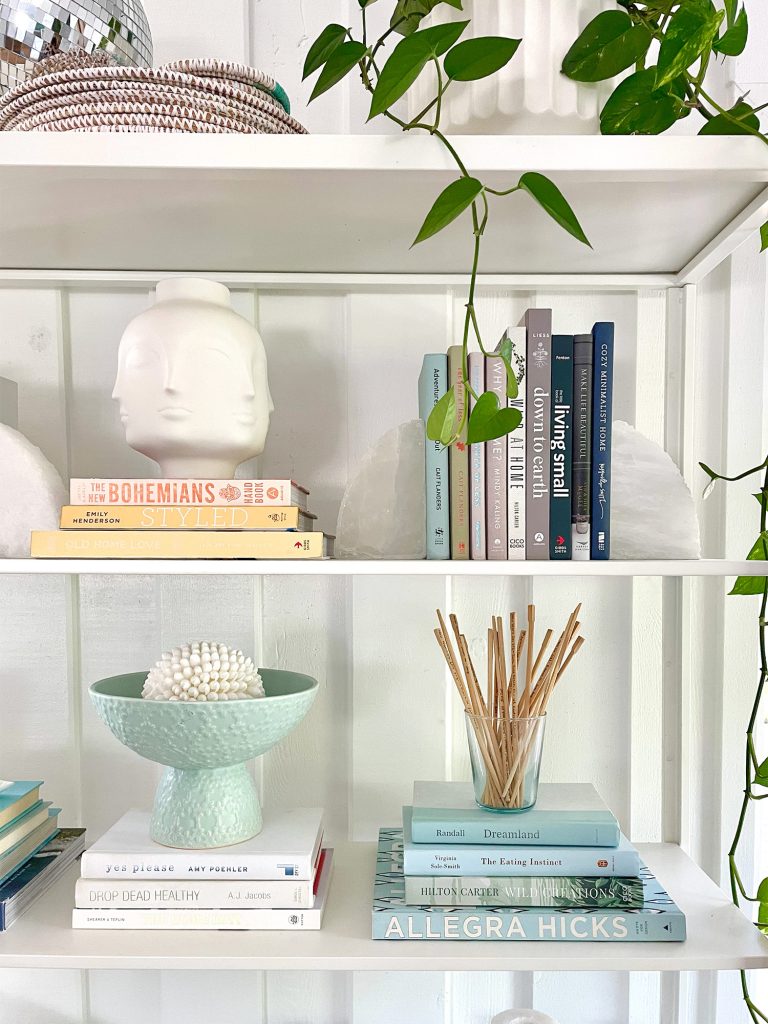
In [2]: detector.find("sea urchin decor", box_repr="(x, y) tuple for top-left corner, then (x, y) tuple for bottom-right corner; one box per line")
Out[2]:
(142, 642), (265, 703)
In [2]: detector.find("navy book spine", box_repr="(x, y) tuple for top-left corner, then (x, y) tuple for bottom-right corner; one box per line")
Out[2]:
(590, 323), (614, 560)
(550, 335), (573, 560)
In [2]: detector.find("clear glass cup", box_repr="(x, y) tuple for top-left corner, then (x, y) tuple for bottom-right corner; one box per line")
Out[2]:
(465, 712), (546, 812)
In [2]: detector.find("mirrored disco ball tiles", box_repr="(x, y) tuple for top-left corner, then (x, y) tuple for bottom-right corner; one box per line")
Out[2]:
(1, 0), (152, 94)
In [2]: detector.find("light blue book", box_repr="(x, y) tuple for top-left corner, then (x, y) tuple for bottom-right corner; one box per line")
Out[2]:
(373, 827), (685, 941)
(0, 809), (60, 887)
(411, 781), (620, 847)
(402, 807), (640, 877)
(0, 781), (42, 830)
(418, 354), (450, 560)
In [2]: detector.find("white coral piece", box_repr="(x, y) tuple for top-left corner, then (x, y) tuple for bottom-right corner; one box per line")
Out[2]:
(141, 642), (265, 702)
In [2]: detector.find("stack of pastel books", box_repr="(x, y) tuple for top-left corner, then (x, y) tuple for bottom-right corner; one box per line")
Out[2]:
(73, 808), (333, 930)
(420, 311), (615, 562)
(0, 780), (85, 930)
(31, 477), (335, 559)
(372, 782), (686, 942)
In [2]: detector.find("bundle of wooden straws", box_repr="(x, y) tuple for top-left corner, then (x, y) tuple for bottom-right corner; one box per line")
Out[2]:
(434, 604), (585, 809)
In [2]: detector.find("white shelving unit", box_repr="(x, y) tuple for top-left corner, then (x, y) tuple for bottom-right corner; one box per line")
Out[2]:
(1, 845), (766, 973)
(2, 131), (768, 1024)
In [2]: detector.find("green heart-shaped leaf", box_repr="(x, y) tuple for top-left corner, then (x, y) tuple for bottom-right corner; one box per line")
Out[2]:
(561, 10), (653, 83)
(426, 385), (458, 444)
(391, 0), (463, 37)
(754, 757), (768, 787)
(714, 5), (748, 55)
(600, 68), (686, 135)
(467, 391), (522, 443)
(413, 176), (483, 245)
(699, 100), (759, 136)
(303, 24), (348, 80)
(518, 172), (591, 247)
(761, 220), (768, 253)
(729, 531), (768, 594)
(368, 20), (469, 118)
(443, 36), (520, 82)
(310, 41), (368, 101)
(757, 877), (768, 932)
(656, 4), (723, 89)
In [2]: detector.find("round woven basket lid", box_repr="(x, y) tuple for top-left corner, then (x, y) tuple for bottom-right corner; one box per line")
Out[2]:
(0, 57), (305, 133)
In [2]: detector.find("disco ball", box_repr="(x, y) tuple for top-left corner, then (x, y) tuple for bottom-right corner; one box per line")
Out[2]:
(1, 1), (153, 94)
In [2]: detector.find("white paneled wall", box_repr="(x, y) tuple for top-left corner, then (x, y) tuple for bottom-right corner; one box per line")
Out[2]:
(0, 267), (765, 1023)
(2, 2), (768, 1022)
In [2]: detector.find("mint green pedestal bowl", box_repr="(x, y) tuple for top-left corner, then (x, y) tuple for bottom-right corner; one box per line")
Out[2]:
(90, 670), (318, 849)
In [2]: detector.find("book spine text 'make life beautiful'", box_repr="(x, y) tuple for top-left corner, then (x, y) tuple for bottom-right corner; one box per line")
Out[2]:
(448, 345), (469, 559)
(485, 355), (507, 561)
(572, 335), (594, 561)
(31, 532), (332, 560)
(550, 335), (574, 560)
(591, 322), (614, 560)
(403, 874), (643, 908)
(60, 506), (314, 531)
(502, 327), (526, 560)
(524, 309), (552, 559)
(468, 352), (486, 560)
(69, 479), (308, 509)
(418, 354), (451, 560)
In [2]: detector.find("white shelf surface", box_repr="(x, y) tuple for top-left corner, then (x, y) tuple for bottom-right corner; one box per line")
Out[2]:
(1, 843), (766, 972)
(0, 135), (766, 277)
(0, 558), (765, 577)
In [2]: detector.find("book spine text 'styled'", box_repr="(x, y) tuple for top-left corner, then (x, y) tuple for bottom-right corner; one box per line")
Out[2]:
(485, 356), (507, 561)
(60, 506), (313, 531)
(418, 354), (451, 560)
(448, 346), (469, 559)
(550, 335), (574, 560)
(591, 322), (614, 560)
(572, 335), (594, 561)
(524, 309), (552, 560)
(468, 353), (486, 560)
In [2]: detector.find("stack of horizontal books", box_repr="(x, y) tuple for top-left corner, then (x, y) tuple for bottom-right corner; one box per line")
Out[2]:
(73, 808), (332, 930)
(31, 477), (335, 559)
(0, 780), (85, 930)
(372, 782), (686, 942)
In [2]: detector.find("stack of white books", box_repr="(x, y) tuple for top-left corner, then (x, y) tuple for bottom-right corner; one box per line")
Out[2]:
(73, 808), (332, 930)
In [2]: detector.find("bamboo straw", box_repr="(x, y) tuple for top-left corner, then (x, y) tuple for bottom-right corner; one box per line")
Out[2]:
(433, 603), (586, 809)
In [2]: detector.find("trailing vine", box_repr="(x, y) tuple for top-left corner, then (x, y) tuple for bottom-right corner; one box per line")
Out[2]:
(701, 458), (768, 1022)
(303, 0), (591, 450)
(562, 0), (768, 250)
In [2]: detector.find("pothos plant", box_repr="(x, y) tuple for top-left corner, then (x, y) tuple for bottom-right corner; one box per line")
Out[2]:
(303, 0), (591, 450)
(561, 0), (768, 250)
(701, 458), (768, 1024)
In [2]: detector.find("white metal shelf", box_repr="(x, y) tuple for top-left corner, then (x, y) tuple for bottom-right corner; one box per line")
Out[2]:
(0, 135), (766, 277)
(0, 843), (765, 971)
(0, 558), (765, 576)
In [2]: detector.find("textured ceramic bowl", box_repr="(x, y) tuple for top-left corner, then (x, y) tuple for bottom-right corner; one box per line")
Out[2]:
(90, 669), (318, 849)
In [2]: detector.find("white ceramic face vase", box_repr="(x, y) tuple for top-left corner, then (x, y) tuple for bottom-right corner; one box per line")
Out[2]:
(113, 278), (273, 478)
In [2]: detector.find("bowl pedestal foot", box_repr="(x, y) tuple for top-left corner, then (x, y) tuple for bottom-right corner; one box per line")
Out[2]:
(150, 763), (262, 849)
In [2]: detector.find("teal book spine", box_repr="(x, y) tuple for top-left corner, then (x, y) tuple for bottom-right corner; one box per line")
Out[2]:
(410, 814), (619, 848)
(418, 354), (450, 560)
(403, 809), (637, 876)
(550, 334), (573, 559)
(374, 829), (685, 942)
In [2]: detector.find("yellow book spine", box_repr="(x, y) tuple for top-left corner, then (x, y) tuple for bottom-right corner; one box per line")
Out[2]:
(31, 532), (330, 559)
(60, 506), (309, 530)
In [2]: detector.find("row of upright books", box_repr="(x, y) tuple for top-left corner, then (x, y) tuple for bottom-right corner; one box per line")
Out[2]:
(419, 309), (614, 560)
(31, 478), (335, 559)
(372, 782), (685, 942)
(73, 808), (332, 930)
(0, 780), (84, 930)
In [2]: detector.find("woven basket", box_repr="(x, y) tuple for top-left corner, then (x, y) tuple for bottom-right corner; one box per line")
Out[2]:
(0, 60), (307, 134)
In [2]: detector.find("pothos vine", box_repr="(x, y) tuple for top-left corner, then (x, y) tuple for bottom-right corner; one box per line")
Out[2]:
(303, 0), (591, 451)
